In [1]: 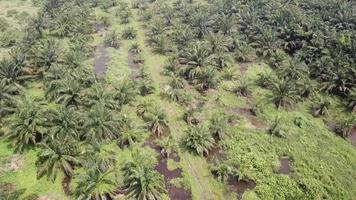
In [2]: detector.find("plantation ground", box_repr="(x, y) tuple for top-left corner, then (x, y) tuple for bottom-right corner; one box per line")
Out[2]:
(0, 0), (356, 200)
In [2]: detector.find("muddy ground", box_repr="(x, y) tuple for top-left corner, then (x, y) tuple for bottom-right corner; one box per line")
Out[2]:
(93, 46), (109, 78)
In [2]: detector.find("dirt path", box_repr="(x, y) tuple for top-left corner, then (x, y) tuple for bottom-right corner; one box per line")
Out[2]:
(127, 51), (141, 79)
(93, 46), (109, 78)
(131, 11), (225, 200)
(144, 138), (192, 200)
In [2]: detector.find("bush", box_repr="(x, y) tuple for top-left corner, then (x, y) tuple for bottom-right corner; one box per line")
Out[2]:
(104, 30), (121, 48)
(122, 27), (137, 40)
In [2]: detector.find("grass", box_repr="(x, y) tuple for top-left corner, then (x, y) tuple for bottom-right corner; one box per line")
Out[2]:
(0, 140), (68, 199)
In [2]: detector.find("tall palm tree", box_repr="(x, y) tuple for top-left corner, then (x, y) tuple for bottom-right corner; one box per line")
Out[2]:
(82, 105), (120, 143)
(184, 124), (214, 156)
(32, 38), (61, 72)
(36, 140), (81, 182)
(46, 79), (83, 108)
(73, 167), (117, 200)
(204, 32), (231, 53)
(84, 143), (117, 172)
(0, 58), (23, 84)
(113, 79), (137, 107)
(181, 42), (211, 70)
(7, 98), (47, 152)
(47, 106), (80, 140)
(83, 83), (118, 110)
(118, 115), (143, 148)
(122, 161), (166, 200)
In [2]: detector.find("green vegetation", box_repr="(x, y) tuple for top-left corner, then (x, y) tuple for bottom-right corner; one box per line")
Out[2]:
(0, 0), (355, 200)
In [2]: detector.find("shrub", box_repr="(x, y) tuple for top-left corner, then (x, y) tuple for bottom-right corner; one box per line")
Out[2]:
(122, 27), (137, 40)
(104, 30), (121, 48)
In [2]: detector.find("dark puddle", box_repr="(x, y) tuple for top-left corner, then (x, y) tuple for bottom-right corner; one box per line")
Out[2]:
(128, 51), (142, 79)
(143, 137), (192, 200)
(347, 127), (356, 146)
(278, 157), (292, 175)
(228, 174), (256, 199)
(93, 46), (109, 78)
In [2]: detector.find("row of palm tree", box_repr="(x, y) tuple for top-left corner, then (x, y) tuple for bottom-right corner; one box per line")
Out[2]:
(138, 0), (355, 112)
(0, 1), (171, 199)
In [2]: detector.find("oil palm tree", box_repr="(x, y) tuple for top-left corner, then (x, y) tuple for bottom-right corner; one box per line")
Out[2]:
(113, 78), (137, 107)
(7, 98), (47, 152)
(346, 88), (356, 112)
(181, 42), (211, 70)
(47, 106), (81, 140)
(46, 79), (83, 108)
(194, 66), (220, 91)
(122, 161), (166, 200)
(82, 105), (120, 143)
(36, 140), (81, 182)
(205, 32), (231, 53)
(73, 167), (117, 200)
(83, 83), (118, 110)
(117, 114), (143, 148)
(0, 58), (23, 84)
(268, 78), (299, 109)
(211, 163), (233, 183)
(84, 143), (117, 172)
(32, 38), (61, 72)
(184, 124), (214, 156)
(143, 109), (169, 137)
(157, 136), (178, 158)
(310, 96), (330, 117)
(210, 113), (229, 141)
(0, 81), (19, 116)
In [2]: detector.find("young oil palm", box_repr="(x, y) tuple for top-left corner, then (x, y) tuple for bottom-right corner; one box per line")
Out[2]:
(184, 124), (214, 156)
(143, 109), (169, 137)
(122, 160), (166, 200)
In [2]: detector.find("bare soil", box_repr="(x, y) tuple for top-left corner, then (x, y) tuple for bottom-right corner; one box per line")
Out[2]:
(205, 144), (227, 163)
(3, 154), (24, 172)
(144, 137), (192, 200)
(227, 174), (256, 200)
(93, 46), (109, 78)
(238, 63), (249, 75)
(278, 157), (292, 175)
(234, 108), (267, 129)
(128, 51), (141, 79)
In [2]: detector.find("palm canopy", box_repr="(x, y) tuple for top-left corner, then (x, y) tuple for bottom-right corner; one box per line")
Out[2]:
(122, 150), (167, 200)
(47, 106), (81, 140)
(82, 105), (120, 143)
(142, 109), (169, 137)
(73, 167), (117, 200)
(36, 140), (82, 182)
(184, 124), (215, 156)
(7, 97), (47, 152)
